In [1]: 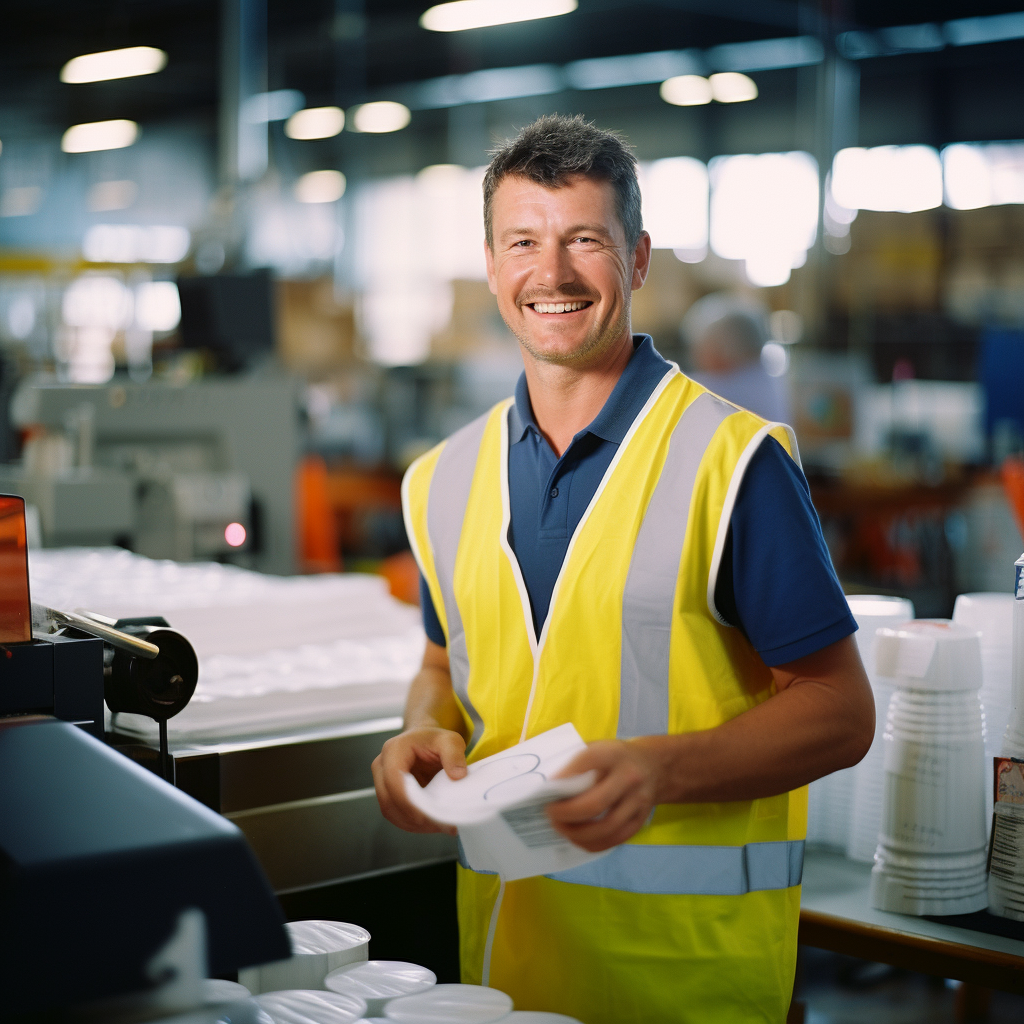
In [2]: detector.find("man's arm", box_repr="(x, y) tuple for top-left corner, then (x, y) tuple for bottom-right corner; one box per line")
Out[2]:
(547, 634), (874, 851)
(371, 639), (468, 835)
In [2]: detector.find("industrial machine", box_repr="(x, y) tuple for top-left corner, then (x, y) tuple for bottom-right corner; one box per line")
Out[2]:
(0, 494), (289, 1021)
(0, 374), (300, 574)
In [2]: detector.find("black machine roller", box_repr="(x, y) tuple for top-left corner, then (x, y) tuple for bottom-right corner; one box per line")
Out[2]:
(103, 615), (200, 780)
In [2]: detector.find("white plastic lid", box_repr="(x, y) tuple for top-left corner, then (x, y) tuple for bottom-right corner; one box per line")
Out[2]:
(875, 620), (983, 691)
(325, 962), (436, 1002)
(385, 984), (513, 1023)
(257, 990), (368, 1024)
(953, 593), (1014, 648)
(286, 921), (371, 956)
(505, 1014), (583, 1022)
(203, 978), (252, 1004)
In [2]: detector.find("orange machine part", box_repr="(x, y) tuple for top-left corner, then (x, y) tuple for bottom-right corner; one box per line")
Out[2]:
(1002, 456), (1024, 542)
(296, 454), (343, 573)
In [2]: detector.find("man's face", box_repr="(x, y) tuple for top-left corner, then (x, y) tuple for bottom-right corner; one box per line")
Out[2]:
(485, 173), (651, 368)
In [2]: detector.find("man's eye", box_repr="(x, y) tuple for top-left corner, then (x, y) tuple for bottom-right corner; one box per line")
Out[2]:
(514, 239), (534, 247)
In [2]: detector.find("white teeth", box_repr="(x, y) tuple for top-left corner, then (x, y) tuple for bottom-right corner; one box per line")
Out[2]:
(533, 301), (587, 313)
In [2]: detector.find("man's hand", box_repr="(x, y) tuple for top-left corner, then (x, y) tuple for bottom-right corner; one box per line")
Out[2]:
(372, 726), (467, 836)
(546, 740), (662, 852)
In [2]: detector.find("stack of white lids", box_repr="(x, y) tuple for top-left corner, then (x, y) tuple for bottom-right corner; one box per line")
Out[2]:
(241, 921), (371, 994)
(953, 592), (1013, 762)
(845, 595), (915, 863)
(385, 984), (513, 1022)
(256, 989), (367, 1023)
(325, 962), (436, 1017)
(203, 978), (253, 1004)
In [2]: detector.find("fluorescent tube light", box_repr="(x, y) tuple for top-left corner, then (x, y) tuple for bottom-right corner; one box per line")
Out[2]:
(660, 75), (712, 106)
(709, 72), (758, 103)
(295, 170), (347, 203)
(421, 0), (576, 33)
(285, 106), (345, 140)
(61, 120), (138, 153)
(349, 101), (411, 133)
(60, 46), (167, 84)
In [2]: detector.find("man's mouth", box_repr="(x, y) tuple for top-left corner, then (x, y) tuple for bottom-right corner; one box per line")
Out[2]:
(527, 300), (593, 314)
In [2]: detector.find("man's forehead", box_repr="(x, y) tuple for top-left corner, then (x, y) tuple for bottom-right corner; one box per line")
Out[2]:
(491, 173), (621, 230)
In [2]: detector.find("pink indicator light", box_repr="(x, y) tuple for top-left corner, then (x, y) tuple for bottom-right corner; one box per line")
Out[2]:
(224, 522), (247, 547)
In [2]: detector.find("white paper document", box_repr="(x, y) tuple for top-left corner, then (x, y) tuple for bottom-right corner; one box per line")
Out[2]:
(403, 722), (611, 881)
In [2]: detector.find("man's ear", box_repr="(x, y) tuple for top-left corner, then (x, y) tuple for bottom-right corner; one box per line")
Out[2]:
(484, 240), (498, 296)
(631, 231), (653, 291)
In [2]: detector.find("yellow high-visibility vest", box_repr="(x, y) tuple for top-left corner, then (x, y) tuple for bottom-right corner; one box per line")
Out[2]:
(402, 366), (808, 1024)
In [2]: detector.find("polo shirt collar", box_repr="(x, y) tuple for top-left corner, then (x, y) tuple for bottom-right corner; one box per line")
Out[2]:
(510, 334), (670, 446)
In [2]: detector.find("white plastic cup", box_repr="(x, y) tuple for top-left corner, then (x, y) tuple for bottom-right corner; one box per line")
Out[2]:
(256, 989), (368, 1024)
(870, 620), (988, 916)
(385, 984), (513, 1023)
(325, 962), (436, 1017)
(241, 921), (371, 994)
(845, 596), (916, 863)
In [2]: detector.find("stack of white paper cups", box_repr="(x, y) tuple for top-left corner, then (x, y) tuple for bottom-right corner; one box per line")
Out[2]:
(953, 593), (1014, 761)
(845, 596), (916, 863)
(240, 921), (371, 994)
(870, 620), (988, 915)
(989, 552), (1024, 920)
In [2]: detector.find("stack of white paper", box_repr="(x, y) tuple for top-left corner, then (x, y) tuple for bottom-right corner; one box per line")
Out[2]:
(403, 723), (609, 882)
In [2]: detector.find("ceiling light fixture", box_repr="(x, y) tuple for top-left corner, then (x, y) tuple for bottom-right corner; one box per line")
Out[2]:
(295, 170), (347, 203)
(60, 46), (167, 84)
(421, 0), (577, 33)
(709, 72), (758, 103)
(349, 101), (411, 133)
(285, 106), (345, 140)
(61, 119), (138, 153)
(659, 75), (712, 106)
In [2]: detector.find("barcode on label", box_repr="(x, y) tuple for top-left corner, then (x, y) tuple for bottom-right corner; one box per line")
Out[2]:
(501, 801), (566, 849)
(990, 813), (1024, 882)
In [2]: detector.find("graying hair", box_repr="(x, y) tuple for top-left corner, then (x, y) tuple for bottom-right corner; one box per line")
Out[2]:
(483, 114), (643, 249)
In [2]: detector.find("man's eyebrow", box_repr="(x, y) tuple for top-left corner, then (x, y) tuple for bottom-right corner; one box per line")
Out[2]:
(564, 224), (613, 236)
(498, 223), (614, 241)
(499, 226), (536, 241)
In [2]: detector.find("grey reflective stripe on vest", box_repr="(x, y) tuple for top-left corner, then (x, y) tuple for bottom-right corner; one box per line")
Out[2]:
(617, 391), (737, 739)
(427, 412), (492, 751)
(546, 839), (804, 895)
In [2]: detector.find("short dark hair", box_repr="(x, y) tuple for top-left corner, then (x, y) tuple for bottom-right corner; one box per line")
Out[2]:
(483, 114), (643, 249)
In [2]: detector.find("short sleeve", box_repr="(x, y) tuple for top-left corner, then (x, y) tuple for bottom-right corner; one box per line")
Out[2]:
(713, 436), (856, 666)
(419, 573), (447, 647)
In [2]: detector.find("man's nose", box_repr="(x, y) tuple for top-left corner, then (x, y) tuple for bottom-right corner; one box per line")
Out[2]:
(533, 242), (575, 289)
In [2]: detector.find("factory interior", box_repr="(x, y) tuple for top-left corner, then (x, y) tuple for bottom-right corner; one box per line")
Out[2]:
(6, 1), (1024, 1022)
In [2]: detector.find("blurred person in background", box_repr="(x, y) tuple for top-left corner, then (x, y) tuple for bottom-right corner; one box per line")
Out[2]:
(682, 292), (791, 424)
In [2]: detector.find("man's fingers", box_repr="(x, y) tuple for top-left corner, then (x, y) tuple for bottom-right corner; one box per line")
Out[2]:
(438, 731), (468, 779)
(548, 765), (636, 823)
(373, 744), (455, 834)
(552, 802), (647, 851)
(554, 742), (618, 779)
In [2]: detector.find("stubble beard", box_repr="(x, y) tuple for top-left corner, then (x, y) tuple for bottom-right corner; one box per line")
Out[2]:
(505, 297), (632, 369)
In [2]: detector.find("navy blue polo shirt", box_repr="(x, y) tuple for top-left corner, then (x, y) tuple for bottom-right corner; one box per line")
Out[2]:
(419, 335), (856, 667)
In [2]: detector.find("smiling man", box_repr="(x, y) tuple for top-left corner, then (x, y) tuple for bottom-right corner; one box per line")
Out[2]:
(373, 115), (874, 1024)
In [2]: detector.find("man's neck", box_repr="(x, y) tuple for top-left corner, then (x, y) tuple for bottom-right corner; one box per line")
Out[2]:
(521, 332), (635, 457)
